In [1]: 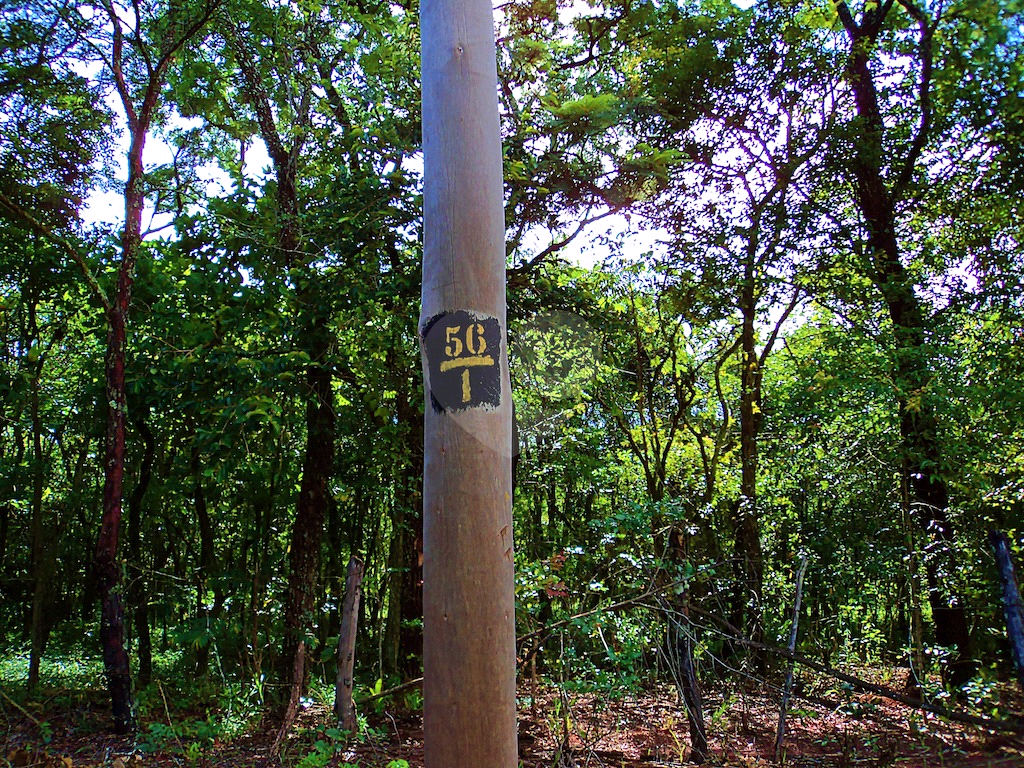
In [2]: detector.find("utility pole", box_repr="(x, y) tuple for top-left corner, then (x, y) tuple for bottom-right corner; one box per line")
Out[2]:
(419, 0), (517, 762)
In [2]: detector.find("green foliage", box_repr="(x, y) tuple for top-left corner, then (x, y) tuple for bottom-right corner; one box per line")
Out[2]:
(293, 733), (347, 768)
(1, 0), (1023, 746)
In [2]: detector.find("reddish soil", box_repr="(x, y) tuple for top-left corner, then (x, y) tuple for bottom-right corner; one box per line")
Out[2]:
(3, 680), (1024, 767)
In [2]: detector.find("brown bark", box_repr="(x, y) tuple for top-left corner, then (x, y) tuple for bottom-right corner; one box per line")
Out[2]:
(661, 526), (708, 762)
(228, 28), (335, 708)
(90, 0), (219, 732)
(835, 0), (966, 660)
(281, 342), (334, 690)
(96, 295), (134, 733)
(733, 263), (764, 658)
(127, 416), (155, 687)
(94, 120), (145, 730)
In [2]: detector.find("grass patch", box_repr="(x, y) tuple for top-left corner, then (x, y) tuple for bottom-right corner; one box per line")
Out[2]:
(0, 643), (105, 691)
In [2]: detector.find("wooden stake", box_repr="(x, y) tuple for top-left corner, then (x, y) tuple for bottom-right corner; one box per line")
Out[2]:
(419, 0), (516, 763)
(334, 556), (365, 732)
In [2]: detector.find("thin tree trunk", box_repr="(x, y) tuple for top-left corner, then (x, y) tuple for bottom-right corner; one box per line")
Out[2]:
(28, 294), (50, 691)
(96, 302), (135, 732)
(734, 258), (764, 662)
(281, 346), (333, 697)
(95, 130), (147, 729)
(382, 507), (404, 677)
(275, 639), (307, 750)
(91, 5), (188, 724)
(229, 35), (334, 709)
(903, 467), (925, 697)
(190, 443), (219, 677)
(774, 555), (808, 760)
(989, 530), (1024, 691)
(247, 450), (277, 682)
(0, 502), (9, 573)
(128, 415), (155, 687)
(670, 609), (708, 762)
(334, 555), (365, 732)
(664, 527), (708, 762)
(397, 397), (424, 678)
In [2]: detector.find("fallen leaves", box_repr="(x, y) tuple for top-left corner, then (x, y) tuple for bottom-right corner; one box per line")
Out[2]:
(5, 749), (144, 768)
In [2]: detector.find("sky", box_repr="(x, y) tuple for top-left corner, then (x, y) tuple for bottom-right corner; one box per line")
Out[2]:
(80, 0), (759, 267)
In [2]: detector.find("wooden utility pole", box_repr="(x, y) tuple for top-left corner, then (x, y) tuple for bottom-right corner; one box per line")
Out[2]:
(419, 0), (517, 762)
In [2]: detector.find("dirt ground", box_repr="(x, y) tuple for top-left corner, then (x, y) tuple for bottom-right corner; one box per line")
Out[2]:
(4, 680), (1024, 767)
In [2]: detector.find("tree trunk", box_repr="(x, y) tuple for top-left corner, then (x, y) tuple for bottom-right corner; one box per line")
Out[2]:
(96, 295), (135, 733)
(28, 296), (51, 690)
(281, 337), (334, 694)
(733, 266), (764, 664)
(662, 525), (708, 762)
(837, 2), (967, 666)
(191, 445), (217, 677)
(382, 507), (404, 677)
(90, 15), (182, 719)
(775, 556), (808, 759)
(128, 416), (155, 687)
(398, 430), (424, 679)
(94, 128), (147, 729)
(902, 468), (926, 697)
(989, 530), (1024, 691)
(652, 496), (707, 759)
(0, 502), (9, 573)
(247, 448), (278, 681)
(230, 41), (335, 707)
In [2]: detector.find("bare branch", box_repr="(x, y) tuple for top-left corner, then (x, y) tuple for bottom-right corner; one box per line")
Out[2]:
(892, 0), (934, 201)
(759, 286), (802, 368)
(0, 192), (111, 312)
(102, 0), (138, 129)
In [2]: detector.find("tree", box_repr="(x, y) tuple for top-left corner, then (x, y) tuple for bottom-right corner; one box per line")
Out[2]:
(0, 1), (110, 690)
(623, 0), (838, 658)
(826, 0), (1023, 670)
(1, 0), (218, 731)
(89, 0), (219, 731)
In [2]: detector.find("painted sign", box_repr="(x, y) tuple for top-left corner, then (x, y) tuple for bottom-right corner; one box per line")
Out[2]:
(422, 310), (501, 412)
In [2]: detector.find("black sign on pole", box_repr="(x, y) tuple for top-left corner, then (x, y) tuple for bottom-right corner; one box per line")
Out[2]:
(422, 310), (502, 413)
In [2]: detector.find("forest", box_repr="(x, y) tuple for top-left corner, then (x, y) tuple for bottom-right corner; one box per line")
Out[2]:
(2, 0), (1024, 765)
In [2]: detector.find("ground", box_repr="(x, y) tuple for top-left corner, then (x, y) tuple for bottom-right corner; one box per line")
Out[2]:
(3, 676), (1024, 767)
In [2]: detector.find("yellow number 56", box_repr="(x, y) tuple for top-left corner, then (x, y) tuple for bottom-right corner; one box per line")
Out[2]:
(445, 324), (487, 358)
